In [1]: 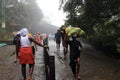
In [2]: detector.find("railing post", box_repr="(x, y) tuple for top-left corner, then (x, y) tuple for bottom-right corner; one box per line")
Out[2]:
(43, 36), (56, 80)
(49, 56), (55, 80)
(44, 47), (49, 80)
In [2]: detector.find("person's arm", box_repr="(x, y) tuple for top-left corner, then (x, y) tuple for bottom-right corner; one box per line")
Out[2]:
(35, 43), (38, 51)
(64, 32), (67, 42)
(29, 37), (44, 47)
(79, 41), (83, 51)
(34, 36), (38, 51)
(16, 39), (20, 56)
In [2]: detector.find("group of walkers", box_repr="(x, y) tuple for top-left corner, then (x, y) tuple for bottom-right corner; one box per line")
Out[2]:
(13, 26), (82, 80)
(54, 25), (83, 80)
(14, 28), (47, 80)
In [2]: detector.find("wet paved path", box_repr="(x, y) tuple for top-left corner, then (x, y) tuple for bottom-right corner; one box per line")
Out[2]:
(47, 40), (120, 80)
(0, 45), (46, 80)
(33, 47), (45, 80)
(1, 40), (120, 80)
(49, 40), (76, 80)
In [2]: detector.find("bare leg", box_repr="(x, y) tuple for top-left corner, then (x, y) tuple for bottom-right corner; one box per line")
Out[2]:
(77, 58), (80, 79)
(21, 64), (26, 80)
(28, 64), (34, 80)
(14, 53), (17, 63)
(64, 45), (68, 60)
(58, 43), (60, 51)
(56, 43), (58, 51)
(64, 47), (67, 59)
(56, 43), (60, 52)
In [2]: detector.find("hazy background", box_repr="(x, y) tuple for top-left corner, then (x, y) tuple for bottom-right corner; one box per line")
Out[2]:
(30, 0), (66, 34)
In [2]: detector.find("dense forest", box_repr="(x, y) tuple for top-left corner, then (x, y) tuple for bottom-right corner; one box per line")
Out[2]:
(0, 0), (44, 40)
(0, 0), (43, 33)
(59, 0), (120, 54)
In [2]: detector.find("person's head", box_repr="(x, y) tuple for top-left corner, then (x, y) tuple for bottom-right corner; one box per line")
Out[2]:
(57, 29), (60, 32)
(17, 31), (20, 35)
(37, 32), (40, 35)
(20, 28), (29, 36)
(72, 34), (77, 40)
(33, 35), (36, 39)
(61, 25), (67, 30)
(16, 31), (21, 37)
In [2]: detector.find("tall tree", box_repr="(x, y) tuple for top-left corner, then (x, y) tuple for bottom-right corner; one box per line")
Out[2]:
(60, 0), (120, 53)
(1, 0), (43, 32)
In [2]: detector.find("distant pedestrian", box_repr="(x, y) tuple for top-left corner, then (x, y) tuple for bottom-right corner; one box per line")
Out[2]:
(60, 25), (68, 59)
(13, 31), (21, 63)
(37, 32), (41, 44)
(66, 34), (83, 80)
(42, 33), (48, 45)
(16, 28), (45, 80)
(54, 29), (61, 52)
(31, 35), (37, 57)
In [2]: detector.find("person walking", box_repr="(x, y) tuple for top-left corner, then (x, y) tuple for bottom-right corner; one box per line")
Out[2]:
(42, 33), (48, 45)
(13, 31), (21, 63)
(16, 28), (45, 80)
(37, 32), (41, 44)
(66, 34), (83, 80)
(60, 26), (68, 60)
(54, 29), (61, 52)
(31, 35), (37, 58)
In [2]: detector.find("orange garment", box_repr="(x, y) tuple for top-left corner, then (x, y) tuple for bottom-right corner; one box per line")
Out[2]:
(37, 35), (41, 43)
(19, 47), (34, 64)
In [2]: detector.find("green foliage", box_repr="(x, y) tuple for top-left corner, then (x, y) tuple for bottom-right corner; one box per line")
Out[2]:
(0, 0), (43, 40)
(0, 0), (43, 32)
(60, 0), (120, 53)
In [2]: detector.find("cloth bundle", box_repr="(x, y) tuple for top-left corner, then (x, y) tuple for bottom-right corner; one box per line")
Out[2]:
(65, 27), (85, 37)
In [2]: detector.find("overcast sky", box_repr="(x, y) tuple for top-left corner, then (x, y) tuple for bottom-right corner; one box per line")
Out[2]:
(36, 0), (66, 27)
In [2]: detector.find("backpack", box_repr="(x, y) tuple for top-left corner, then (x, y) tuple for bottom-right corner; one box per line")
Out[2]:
(13, 34), (20, 45)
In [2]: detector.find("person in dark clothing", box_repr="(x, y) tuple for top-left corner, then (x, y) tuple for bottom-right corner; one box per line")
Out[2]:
(13, 32), (21, 63)
(54, 30), (61, 51)
(31, 35), (37, 56)
(66, 34), (83, 80)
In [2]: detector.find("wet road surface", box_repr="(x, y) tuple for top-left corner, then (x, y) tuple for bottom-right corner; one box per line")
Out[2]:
(0, 40), (120, 80)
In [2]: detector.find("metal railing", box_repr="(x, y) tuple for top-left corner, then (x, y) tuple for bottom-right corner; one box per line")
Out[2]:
(0, 40), (13, 45)
(43, 38), (55, 80)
